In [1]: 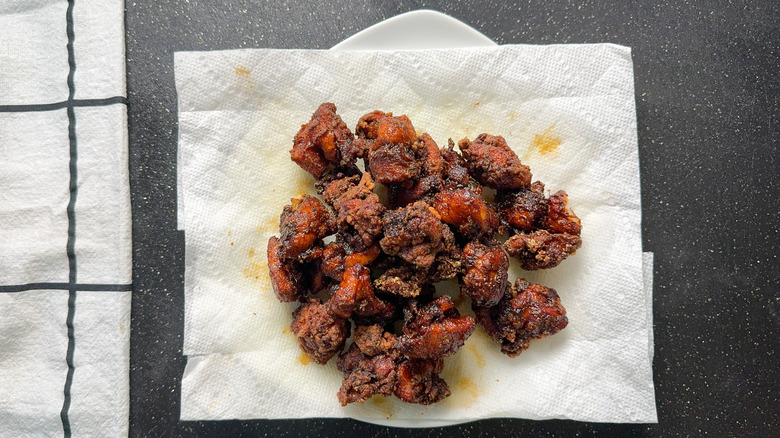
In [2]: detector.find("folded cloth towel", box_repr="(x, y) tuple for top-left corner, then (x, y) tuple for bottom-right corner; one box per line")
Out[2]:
(0, 0), (131, 436)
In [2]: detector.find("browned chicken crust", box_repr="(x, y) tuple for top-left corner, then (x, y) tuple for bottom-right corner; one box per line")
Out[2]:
(291, 102), (355, 178)
(458, 134), (532, 189)
(474, 279), (568, 357)
(271, 103), (582, 406)
(291, 298), (350, 365)
(504, 230), (582, 270)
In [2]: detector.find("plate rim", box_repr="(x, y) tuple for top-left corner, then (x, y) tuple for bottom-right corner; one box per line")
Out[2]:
(331, 9), (497, 51)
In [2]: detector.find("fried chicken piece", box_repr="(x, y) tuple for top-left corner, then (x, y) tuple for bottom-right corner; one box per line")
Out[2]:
(432, 187), (499, 239)
(297, 244), (331, 294)
(473, 279), (568, 357)
(291, 102), (355, 178)
(495, 181), (548, 232)
(458, 134), (532, 189)
(380, 201), (454, 268)
(542, 190), (582, 235)
(394, 358), (450, 405)
(387, 133), (445, 208)
(426, 246), (463, 283)
(504, 230), (582, 270)
(355, 110), (391, 140)
(440, 139), (472, 187)
(320, 241), (381, 281)
(373, 261), (428, 298)
(278, 195), (336, 259)
(337, 345), (398, 405)
(266, 236), (304, 302)
(353, 324), (400, 358)
(339, 110), (392, 166)
(461, 241), (509, 307)
(328, 264), (395, 321)
(397, 296), (476, 359)
(336, 324), (401, 405)
(367, 115), (422, 184)
(291, 298), (350, 365)
(316, 171), (361, 206)
(330, 172), (386, 249)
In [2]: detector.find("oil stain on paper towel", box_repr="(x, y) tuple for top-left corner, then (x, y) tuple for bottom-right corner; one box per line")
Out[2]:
(234, 66), (263, 107)
(531, 125), (561, 155)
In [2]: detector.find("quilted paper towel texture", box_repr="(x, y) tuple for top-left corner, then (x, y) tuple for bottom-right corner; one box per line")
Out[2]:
(176, 44), (656, 423)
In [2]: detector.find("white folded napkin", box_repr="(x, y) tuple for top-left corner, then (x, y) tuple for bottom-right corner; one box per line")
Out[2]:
(175, 44), (656, 424)
(0, 0), (130, 436)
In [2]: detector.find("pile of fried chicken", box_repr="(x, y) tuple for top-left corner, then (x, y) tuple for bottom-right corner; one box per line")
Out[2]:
(267, 103), (582, 406)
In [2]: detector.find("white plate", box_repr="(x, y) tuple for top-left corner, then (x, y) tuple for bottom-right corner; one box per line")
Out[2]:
(332, 9), (496, 51)
(331, 10), (494, 429)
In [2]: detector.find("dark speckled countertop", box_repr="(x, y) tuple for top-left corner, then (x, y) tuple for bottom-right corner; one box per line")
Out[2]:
(126, 1), (779, 436)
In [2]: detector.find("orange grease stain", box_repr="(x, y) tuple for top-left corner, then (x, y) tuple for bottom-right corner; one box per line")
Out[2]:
(370, 395), (394, 419)
(472, 102), (480, 108)
(532, 125), (561, 155)
(243, 261), (270, 286)
(282, 326), (290, 334)
(459, 377), (478, 398)
(466, 344), (486, 368)
(235, 66), (251, 77)
(297, 352), (311, 365)
(248, 248), (256, 258)
(258, 217), (279, 235)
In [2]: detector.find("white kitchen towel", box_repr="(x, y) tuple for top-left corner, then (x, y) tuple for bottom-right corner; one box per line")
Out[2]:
(175, 44), (656, 424)
(0, 0), (131, 437)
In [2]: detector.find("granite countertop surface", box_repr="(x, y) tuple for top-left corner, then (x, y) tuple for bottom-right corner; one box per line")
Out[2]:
(126, 1), (779, 436)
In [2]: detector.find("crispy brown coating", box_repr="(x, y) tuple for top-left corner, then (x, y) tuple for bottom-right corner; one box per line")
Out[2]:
(330, 173), (386, 249)
(328, 264), (395, 321)
(368, 140), (421, 185)
(291, 298), (350, 365)
(426, 246), (463, 283)
(276, 105), (581, 406)
(317, 171), (361, 206)
(337, 346), (398, 405)
(355, 110), (390, 140)
(542, 190), (582, 235)
(495, 181), (548, 232)
(373, 262), (428, 298)
(367, 115), (422, 184)
(377, 114), (417, 144)
(432, 187), (499, 239)
(380, 201), (454, 268)
(336, 324), (401, 405)
(394, 358), (450, 405)
(353, 324), (400, 358)
(474, 279), (568, 357)
(386, 133), (445, 208)
(458, 134), (532, 189)
(290, 102), (355, 178)
(504, 230), (582, 270)
(278, 195), (336, 259)
(297, 244), (331, 295)
(440, 139), (472, 187)
(461, 241), (509, 307)
(397, 296), (476, 359)
(320, 241), (381, 281)
(266, 236), (304, 302)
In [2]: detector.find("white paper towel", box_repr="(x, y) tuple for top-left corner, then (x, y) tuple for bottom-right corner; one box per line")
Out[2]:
(175, 44), (657, 424)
